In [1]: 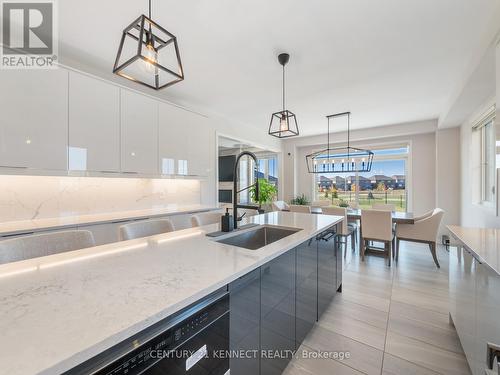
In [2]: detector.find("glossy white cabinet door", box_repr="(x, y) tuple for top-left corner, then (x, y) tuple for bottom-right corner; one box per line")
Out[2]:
(187, 116), (212, 176)
(158, 103), (188, 175)
(120, 90), (158, 174)
(158, 102), (212, 176)
(0, 70), (68, 170)
(68, 72), (120, 172)
(476, 263), (500, 375)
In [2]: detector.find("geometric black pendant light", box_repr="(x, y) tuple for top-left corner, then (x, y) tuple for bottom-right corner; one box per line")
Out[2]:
(305, 112), (374, 173)
(113, 0), (184, 90)
(268, 53), (299, 138)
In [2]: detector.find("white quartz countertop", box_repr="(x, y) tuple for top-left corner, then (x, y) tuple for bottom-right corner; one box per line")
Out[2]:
(0, 204), (218, 236)
(0, 212), (342, 375)
(447, 225), (500, 275)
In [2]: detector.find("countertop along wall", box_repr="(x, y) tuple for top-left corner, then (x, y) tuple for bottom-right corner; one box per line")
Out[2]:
(282, 120), (438, 216)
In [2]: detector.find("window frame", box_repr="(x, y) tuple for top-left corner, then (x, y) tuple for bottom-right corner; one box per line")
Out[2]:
(312, 143), (410, 211)
(472, 106), (496, 207)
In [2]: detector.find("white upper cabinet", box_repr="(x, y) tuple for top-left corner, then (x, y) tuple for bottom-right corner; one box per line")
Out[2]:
(0, 69), (68, 170)
(120, 90), (158, 174)
(188, 115), (212, 176)
(68, 72), (120, 172)
(158, 102), (211, 176)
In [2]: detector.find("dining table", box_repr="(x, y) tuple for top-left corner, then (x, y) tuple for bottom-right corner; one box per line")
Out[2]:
(309, 207), (415, 224)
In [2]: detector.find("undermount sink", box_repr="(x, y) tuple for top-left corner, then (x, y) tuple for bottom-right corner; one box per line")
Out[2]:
(216, 225), (302, 250)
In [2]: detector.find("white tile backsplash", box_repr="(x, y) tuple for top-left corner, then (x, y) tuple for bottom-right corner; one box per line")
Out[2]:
(0, 175), (201, 221)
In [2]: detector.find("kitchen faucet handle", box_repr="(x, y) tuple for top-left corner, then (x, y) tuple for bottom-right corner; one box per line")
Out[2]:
(237, 212), (246, 221)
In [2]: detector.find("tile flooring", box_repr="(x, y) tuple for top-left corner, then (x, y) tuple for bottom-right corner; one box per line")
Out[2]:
(284, 241), (471, 375)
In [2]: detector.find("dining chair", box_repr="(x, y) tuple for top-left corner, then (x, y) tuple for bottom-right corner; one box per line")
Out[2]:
(312, 200), (330, 207)
(395, 208), (445, 268)
(119, 219), (175, 241)
(361, 209), (394, 266)
(0, 230), (95, 264)
(372, 203), (396, 211)
(322, 207), (356, 254)
(289, 205), (312, 213)
(348, 201), (360, 209)
(272, 200), (290, 211)
(191, 211), (223, 227)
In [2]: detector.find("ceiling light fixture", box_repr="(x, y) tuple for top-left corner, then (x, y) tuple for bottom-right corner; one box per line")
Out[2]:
(306, 112), (374, 174)
(113, 0), (184, 90)
(268, 53), (299, 138)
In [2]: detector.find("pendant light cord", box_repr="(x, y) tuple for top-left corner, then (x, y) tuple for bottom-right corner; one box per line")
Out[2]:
(148, 0), (152, 19)
(282, 64), (286, 112)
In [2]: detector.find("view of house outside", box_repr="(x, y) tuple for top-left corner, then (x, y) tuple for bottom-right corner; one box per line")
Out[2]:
(314, 151), (408, 211)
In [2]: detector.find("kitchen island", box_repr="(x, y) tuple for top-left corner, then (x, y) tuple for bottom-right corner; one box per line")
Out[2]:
(0, 211), (343, 375)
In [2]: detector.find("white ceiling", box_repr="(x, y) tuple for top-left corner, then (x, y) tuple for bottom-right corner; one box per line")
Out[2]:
(59, 0), (500, 136)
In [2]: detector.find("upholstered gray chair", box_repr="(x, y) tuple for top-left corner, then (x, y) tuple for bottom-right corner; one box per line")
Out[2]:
(322, 206), (356, 254)
(361, 209), (394, 266)
(372, 203), (396, 211)
(191, 211), (222, 227)
(119, 219), (175, 241)
(272, 200), (290, 211)
(0, 230), (95, 264)
(395, 208), (445, 268)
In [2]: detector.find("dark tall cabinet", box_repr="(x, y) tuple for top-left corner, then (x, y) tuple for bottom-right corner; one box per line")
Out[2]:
(229, 269), (261, 375)
(260, 250), (296, 375)
(317, 231), (339, 320)
(296, 239), (318, 345)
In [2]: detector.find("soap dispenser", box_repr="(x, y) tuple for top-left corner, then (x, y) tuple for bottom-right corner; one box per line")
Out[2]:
(221, 208), (234, 232)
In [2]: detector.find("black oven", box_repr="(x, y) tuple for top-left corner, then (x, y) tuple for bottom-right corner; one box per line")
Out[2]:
(65, 289), (229, 375)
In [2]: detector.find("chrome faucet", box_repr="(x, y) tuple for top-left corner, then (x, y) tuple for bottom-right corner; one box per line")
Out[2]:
(233, 151), (260, 229)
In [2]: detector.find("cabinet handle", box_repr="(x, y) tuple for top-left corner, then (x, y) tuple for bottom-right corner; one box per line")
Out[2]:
(0, 165), (28, 169)
(99, 170), (120, 174)
(121, 171), (139, 174)
(487, 342), (500, 371)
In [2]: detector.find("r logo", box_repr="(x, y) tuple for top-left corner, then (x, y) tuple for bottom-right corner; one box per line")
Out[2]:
(2, 2), (53, 55)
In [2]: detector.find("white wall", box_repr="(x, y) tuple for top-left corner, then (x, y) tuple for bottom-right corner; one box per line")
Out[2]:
(283, 120), (438, 216)
(456, 41), (500, 229)
(436, 128), (461, 236)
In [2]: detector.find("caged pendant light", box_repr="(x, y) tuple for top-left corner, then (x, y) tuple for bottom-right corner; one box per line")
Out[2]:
(306, 112), (374, 174)
(268, 53), (299, 138)
(113, 0), (184, 90)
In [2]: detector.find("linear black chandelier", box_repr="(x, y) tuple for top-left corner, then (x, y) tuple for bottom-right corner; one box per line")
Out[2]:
(306, 112), (374, 174)
(268, 53), (299, 138)
(113, 0), (184, 90)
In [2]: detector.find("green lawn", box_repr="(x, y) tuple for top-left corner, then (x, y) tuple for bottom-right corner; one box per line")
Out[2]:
(316, 190), (407, 212)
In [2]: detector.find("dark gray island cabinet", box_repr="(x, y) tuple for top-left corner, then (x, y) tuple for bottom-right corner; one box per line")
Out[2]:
(229, 229), (342, 375)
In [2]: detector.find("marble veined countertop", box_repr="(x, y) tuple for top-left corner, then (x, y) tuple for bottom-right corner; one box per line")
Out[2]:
(448, 225), (500, 275)
(0, 211), (342, 375)
(0, 204), (218, 236)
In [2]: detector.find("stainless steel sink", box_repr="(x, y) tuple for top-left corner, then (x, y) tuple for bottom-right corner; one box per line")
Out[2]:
(216, 225), (301, 250)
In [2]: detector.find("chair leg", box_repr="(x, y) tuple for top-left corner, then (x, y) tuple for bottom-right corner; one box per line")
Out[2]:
(361, 237), (365, 261)
(395, 238), (400, 261)
(429, 242), (440, 268)
(351, 233), (355, 252)
(386, 241), (391, 267)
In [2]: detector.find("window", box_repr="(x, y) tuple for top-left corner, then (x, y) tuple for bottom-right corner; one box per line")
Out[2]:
(314, 145), (409, 212)
(474, 111), (496, 204)
(257, 154), (279, 191)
